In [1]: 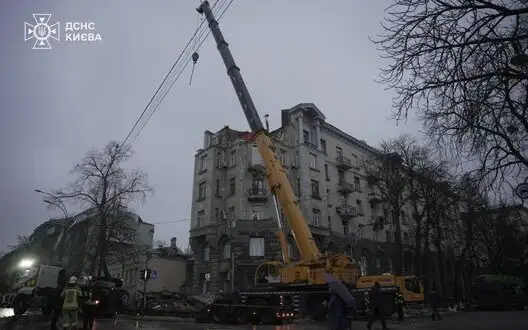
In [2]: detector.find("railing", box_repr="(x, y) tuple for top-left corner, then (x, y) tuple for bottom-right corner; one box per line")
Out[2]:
(336, 204), (357, 217)
(336, 154), (352, 168)
(248, 187), (267, 196)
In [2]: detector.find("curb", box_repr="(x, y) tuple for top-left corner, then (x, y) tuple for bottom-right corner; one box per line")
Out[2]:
(116, 315), (195, 323)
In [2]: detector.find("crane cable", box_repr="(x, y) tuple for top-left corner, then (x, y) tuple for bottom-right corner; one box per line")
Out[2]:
(119, 0), (234, 153)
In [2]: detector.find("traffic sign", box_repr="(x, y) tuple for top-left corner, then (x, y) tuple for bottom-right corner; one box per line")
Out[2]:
(515, 183), (528, 199)
(150, 270), (157, 280)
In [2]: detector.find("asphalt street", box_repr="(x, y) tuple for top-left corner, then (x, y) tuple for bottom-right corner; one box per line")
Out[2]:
(0, 309), (527, 329)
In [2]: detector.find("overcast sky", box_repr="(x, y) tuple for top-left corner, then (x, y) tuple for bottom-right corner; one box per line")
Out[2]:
(0, 0), (421, 252)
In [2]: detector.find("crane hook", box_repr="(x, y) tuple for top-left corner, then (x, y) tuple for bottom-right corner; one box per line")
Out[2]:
(189, 51), (200, 85)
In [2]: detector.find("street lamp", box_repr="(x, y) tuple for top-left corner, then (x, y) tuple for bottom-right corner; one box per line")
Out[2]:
(19, 258), (35, 269)
(35, 189), (70, 265)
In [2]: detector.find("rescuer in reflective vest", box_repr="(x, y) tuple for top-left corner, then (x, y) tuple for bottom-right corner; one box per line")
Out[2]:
(60, 276), (84, 330)
(394, 288), (405, 321)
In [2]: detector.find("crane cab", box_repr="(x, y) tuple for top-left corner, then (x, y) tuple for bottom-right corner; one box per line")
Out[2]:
(356, 274), (424, 303)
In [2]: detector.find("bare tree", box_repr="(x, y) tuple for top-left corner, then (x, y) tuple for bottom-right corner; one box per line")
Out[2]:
(366, 143), (409, 274)
(49, 141), (152, 277)
(374, 0), (528, 186)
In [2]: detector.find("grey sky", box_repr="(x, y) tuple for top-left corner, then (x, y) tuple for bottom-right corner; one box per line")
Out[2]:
(0, 0), (420, 251)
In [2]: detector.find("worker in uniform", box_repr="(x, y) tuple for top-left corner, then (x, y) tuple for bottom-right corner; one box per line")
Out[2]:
(428, 283), (442, 321)
(366, 282), (387, 330)
(50, 269), (67, 330)
(394, 288), (405, 321)
(80, 279), (98, 330)
(60, 276), (84, 330)
(364, 290), (371, 313)
(328, 283), (352, 330)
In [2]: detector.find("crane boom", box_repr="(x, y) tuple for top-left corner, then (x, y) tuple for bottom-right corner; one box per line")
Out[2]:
(197, 1), (322, 263)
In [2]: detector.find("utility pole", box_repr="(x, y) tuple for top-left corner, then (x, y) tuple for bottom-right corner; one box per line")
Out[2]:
(142, 250), (152, 313)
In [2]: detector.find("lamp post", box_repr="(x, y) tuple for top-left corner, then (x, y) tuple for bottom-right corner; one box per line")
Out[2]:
(34, 189), (70, 265)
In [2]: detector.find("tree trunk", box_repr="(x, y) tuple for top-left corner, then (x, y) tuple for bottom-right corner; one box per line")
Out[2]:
(413, 216), (422, 278)
(422, 214), (431, 293)
(393, 209), (403, 275)
(434, 217), (445, 296)
(97, 212), (111, 277)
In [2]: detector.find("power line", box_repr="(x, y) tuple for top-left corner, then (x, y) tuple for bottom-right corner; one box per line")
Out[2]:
(119, 0), (235, 152)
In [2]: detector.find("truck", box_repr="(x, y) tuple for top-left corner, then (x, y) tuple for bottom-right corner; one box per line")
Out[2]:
(5, 263), (62, 316)
(193, 1), (398, 324)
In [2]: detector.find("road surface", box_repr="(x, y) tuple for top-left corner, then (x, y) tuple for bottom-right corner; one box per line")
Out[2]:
(0, 309), (526, 329)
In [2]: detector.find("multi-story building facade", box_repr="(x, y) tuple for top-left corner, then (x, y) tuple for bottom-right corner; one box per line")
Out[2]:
(62, 207), (154, 276)
(188, 103), (414, 294)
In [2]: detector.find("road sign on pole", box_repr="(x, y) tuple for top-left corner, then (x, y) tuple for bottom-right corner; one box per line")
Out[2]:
(514, 183), (528, 199)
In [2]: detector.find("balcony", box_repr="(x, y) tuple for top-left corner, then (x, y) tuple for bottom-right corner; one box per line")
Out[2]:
(303, 140), (318, 150)
(368, 193), (382, 204)
(336, 154), (352, 170)
(247, 187), (268, 202)
(336, 204), (357, 221)
(338, 180), (356, 194)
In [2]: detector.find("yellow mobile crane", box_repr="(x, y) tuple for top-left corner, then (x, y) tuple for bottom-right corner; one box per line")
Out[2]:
(195, 1), (368, 324)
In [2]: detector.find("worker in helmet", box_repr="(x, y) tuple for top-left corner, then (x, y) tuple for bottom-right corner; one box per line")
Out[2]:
(50, 269), (67, 330)
(60, 276), (83, 330)
(80, 277), (99, 330)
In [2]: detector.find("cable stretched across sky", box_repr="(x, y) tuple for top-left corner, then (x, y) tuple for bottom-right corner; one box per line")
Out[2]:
(119, 0), (236, 153)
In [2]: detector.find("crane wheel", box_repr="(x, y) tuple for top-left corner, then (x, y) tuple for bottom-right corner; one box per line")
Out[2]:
(307, 295), (327, 321)
(211, 307), (227, 323)
(252, 298), (275, 325)
(232, 307), (251, 324)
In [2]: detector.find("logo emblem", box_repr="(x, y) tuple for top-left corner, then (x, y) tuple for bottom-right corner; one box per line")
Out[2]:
(24, 14), (60, 50)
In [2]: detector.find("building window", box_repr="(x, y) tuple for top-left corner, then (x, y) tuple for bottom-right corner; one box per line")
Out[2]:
(297, 178), (301, 196)
(278, 149), (287, 165)
(320, 139), (327, 153)
(198, 182), (207, 200)
(222, 242), (231, 259)
(215, 179), (220, 196)
(229, 177), (236, 195)
(216, 152), (223, 168)
(312, 209), (321, 226)
(251, 210), (264, 220)
(197, 210), (205, 227)
(199, 155), (207, 172)
(354, 176), (361, 192)
(203, 245), (210, 261)
(303, 130), (310, 143)
(356, 200), (363, 215)
(311, 180), (320, 198)
(338, 170), (345, 183)
(229, 150), (236, 167)
(249, 237), (265, 257)
(309, 153), (317, 169)
(403, 232), (409, 245)
(324, 164), (330, 180)
(336, 146), (342, 157)
(252, 178), (265, 194)
(342, 220), (348, 235)
(400, 211), (408, 225)
(214, 208), (220, 220)
(386, 230), (392, 243)
(351, 154), (358, 167)
(287, 241), (295, 260)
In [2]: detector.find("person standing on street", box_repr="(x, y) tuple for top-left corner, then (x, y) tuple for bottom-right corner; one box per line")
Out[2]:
(428, 283), (442, 321)
(394, 288), (405, 322)
(328, 286), (349, 330)
(61, 276), (84, 330)
(366, 282), (387, 330)
(80, 280), (98, 330)
(50, 269), (67, 330)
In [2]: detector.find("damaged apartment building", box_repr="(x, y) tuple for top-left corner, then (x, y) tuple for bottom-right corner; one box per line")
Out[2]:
(188, 103), (415, 294)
